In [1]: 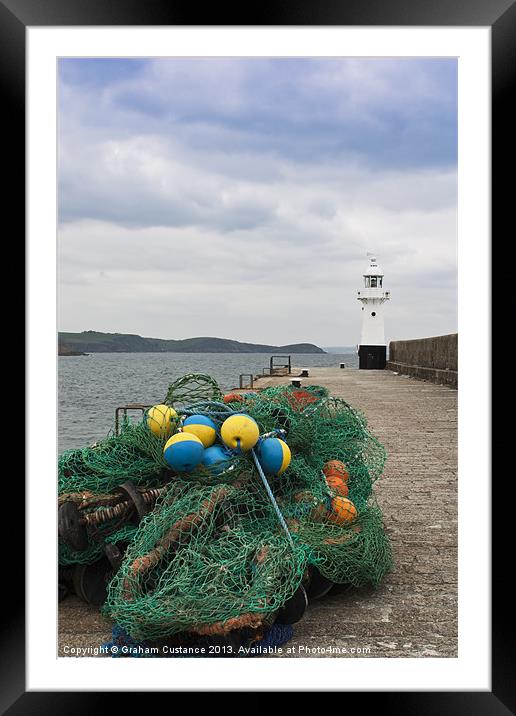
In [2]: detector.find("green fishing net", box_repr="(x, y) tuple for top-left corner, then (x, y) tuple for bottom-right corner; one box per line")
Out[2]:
(104, 480), (309, 639)
(59, 373), (393, 640)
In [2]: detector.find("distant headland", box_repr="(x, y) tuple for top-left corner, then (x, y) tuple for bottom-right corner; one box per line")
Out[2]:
(58, 344), (88, 356)
(58, 331), (326, 355)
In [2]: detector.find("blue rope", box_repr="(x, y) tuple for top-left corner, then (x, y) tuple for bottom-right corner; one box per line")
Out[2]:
(254, 624), (294, 651)
(251, 448), (295, 549)
(181, 401), (237, 426)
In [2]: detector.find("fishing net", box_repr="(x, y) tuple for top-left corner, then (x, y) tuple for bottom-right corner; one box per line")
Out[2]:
(164, 373), (223, 407)
(58, 433), (163, 495)
(58, 373), (393, 644)
(58, 374), (226, 496)
(233, 386), (391, 586)
(104, 480), (309, 640)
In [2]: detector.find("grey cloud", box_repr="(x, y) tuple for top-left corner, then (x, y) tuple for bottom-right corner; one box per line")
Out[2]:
(58, 58), (457, 344)
(58, 127), (457, 233)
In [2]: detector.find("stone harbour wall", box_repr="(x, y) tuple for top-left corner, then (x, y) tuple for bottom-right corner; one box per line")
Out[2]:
(386, 333), (457, 388)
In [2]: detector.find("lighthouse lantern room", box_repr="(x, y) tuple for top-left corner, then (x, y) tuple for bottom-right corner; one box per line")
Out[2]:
(357, 254), (390, 369)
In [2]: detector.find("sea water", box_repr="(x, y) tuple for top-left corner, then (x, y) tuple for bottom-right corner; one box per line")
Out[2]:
(58, 351), (357, 452)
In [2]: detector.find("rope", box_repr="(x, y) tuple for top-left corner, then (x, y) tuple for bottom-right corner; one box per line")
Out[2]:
(251, 448), (295, 549)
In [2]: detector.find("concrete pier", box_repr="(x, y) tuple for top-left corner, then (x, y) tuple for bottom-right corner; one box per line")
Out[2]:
(58, 367), (457, 658)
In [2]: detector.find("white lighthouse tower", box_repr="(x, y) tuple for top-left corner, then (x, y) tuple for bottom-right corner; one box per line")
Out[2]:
(357, 254), (390, 369)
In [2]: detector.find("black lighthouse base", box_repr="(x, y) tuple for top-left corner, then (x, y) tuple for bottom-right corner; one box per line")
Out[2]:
(358, 345), (387, 370)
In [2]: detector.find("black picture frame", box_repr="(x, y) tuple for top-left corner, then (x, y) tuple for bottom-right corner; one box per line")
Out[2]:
(7, 0), (504, 709)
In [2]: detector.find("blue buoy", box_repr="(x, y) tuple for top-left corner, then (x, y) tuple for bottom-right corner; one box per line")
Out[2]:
(163, 433), (204, 473)
(257, 437), (291, 476)
(202, 445), (233, 475)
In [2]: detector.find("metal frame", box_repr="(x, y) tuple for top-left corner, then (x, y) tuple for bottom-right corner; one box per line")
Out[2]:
(114, 403), (151, 435)
(269, 355), (292, 375)
(238, 373), (254, 389)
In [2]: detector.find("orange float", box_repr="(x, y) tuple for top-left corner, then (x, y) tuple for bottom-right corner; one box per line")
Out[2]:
(327, 496), (357, 525)
(325, 475), (349, 497)
(322, 460), (350, 483)
(223, 393), (244, 404)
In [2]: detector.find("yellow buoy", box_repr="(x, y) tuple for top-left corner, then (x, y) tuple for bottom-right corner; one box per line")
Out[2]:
(220, 413), (259, 452)
(146, 404), (177, 438)
(182, 415), (217, 447)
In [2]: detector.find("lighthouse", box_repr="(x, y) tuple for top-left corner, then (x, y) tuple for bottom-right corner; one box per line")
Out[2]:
(357, 254), (390, 369)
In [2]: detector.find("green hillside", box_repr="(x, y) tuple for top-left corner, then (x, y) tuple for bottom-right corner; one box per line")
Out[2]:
(58, 331), (326, 354)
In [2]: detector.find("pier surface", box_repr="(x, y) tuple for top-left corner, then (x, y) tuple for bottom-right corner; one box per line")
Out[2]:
(58, 367), (457, 658)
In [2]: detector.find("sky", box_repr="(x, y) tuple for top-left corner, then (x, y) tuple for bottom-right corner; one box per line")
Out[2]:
(58, 57), (457, 346)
